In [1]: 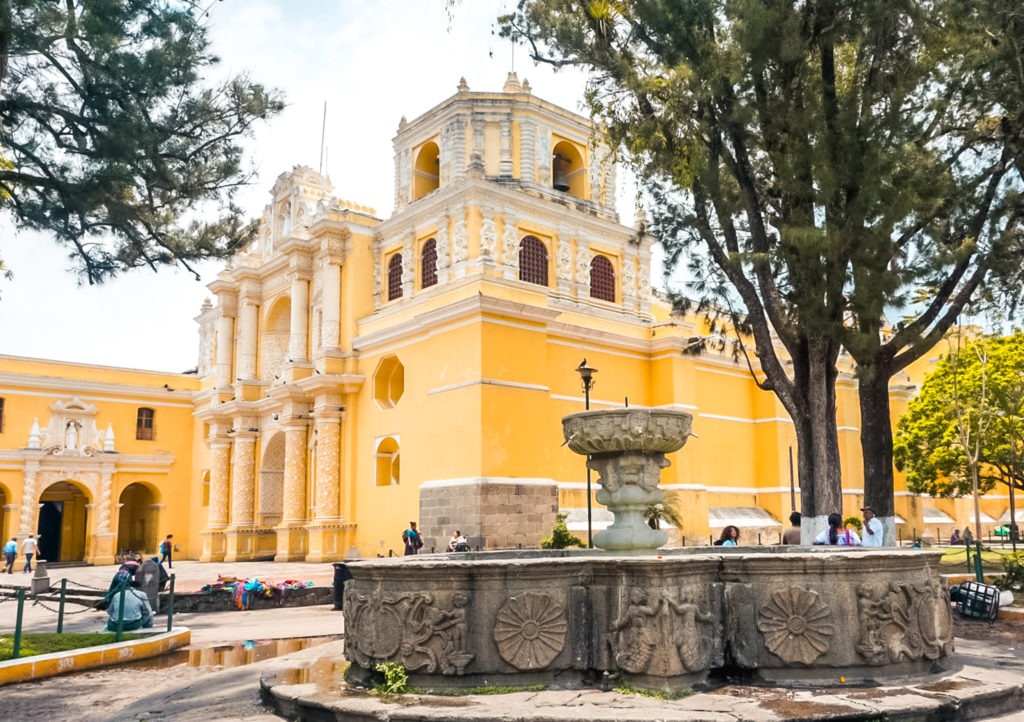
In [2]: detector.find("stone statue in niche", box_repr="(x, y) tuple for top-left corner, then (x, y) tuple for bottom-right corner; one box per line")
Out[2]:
(855, 579), (953, 665)
(609, 587), (714, 676)
(65, 421), (78, 450)
(344, 587), (474, 676)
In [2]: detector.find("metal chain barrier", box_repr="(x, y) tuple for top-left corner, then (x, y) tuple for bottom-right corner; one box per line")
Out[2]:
(65, 579), (111, 592)
(31, 598), (96, 615)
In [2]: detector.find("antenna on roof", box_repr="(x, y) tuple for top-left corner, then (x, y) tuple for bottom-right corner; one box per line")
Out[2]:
(318, 101), (327, 175)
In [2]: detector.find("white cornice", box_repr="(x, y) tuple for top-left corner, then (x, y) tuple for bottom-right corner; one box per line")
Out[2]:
(0, 375), (194, 407)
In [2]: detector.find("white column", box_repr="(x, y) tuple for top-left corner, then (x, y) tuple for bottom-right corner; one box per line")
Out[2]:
(215, 315), (234, 387)
(288, 276), (309, 362)
(238, 302), (258, 379)
(321, 264), (341, 350)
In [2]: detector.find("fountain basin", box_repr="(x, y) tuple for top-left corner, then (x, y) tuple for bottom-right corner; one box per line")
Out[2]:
(342, 548), (953, 689)
(562, 408), (692, 456)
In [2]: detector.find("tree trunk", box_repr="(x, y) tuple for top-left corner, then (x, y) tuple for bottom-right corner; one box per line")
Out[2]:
(859, 365), (896, 545)
(797, 341), (843, 543)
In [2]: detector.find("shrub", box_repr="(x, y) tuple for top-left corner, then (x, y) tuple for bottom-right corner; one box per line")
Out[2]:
(993, 551), (1024, 593)
(372, 661), (409, 697)
(541, 513), (586, 549)
(844, 516), (863, 533)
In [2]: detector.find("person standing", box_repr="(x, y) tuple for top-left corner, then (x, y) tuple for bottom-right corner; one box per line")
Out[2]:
(782, 512), (802, 545)
(3, 537), (16, 573)
(159, 534), (174, 568)
(813, 513), (861, 546)
(861, 506), (883, 548)
(402, 521), (423, 556)
(21, 534), (38, 573)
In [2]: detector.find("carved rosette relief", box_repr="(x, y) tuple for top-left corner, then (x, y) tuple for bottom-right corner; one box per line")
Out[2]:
(609, 587), (715, 675)
(345, 588), (474, 675)
(855, 580), (953, 665)
(493, 592), (567, 669)
(757, 588), (834, 665)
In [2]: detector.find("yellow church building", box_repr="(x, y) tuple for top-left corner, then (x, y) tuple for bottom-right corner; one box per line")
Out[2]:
(0, 77), (1009, 565)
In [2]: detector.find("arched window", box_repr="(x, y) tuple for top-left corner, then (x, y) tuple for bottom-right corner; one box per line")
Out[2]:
(412, 142), (440, 200)
(387, 253), (403, 301)
(421, 239), (437, 289)
(136, 407), (155, 440)
(518, 236), (548, 287)
(376, 437), (400, 486)
(590, 255), (616, 302)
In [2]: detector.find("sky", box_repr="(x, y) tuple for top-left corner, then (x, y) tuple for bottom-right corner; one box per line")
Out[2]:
(0, 0), (644, 373)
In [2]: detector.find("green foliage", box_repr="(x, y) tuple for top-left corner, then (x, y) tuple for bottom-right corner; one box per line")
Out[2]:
(498, 0), (1024, 521)
(417, 683), (548, 696)
(993, 552), (1024, 593)
(372, 661), (409, 697)
(645, 490), (685, 531)
(894, 332), (1024, 498)
(612, 681), (693, 700)
(0, 632), (148, 661)
(843, 516), (863, 533)
(541, 513), (586, 549)
(0, 0), (284, 284)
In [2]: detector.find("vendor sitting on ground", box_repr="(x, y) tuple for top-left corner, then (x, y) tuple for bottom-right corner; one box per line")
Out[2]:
(447, 530), (470, 552)
(106, 579), (155, 631)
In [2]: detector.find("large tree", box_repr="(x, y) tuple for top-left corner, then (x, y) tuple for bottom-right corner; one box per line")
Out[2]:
(894, 331), (1024, 540)
(500, 0), (1023, 540)
(0, 0), (284, 284)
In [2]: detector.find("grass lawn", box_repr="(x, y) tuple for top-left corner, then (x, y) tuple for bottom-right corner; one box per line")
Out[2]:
(0, 632), (150, 662)
(939, 546), (1017, 570)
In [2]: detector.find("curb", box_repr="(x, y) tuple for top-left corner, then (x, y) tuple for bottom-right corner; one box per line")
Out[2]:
(0, 627), (190, 687)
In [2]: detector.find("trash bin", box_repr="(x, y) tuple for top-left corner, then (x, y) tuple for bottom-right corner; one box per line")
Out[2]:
(333, 562), (353, 610)
(956, 581), (1000, 621)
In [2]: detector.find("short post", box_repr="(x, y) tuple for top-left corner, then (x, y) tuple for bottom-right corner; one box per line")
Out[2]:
(115, 579), (128, 642)
(898, 528), (902, 546)
(56, 578), (67, 634)
(13, 587), (25, 659)
(973, 541), (984, 583)
(166, 574), (175, 632)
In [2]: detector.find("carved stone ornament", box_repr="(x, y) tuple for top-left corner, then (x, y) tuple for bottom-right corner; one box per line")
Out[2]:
(556, 238), (572, 280)
(39, 398), (104, 456)
(609, 587), (715, 675)
(452, 220), (468, 264)
(345, 588), (474, 675)
(757, 588), (834, 665)
(480, 216), (497, 258)
(855, 579), (953, 665)
(493, 592), (567, 670)
(503, 223), (519, 269)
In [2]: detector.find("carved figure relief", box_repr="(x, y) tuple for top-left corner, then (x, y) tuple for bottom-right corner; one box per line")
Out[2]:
(609, 587), (714, 675)
(452, 220), (468, 264)
(502, 223), (519, 271)
(345, 588), (474, 675)
(480, 216), (497, 258)
(436, 225), (450, 269)
(575, 244), (592, 284)
(855, 580), (953, 665)
(493, 592), (567, 669)
(622, 258), (637, 297)
(757, 588), (834, 665)
(556, 238), (572, 281)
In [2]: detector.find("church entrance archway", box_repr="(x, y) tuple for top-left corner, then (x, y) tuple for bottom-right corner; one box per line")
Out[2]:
(37, 481), (89, 562)
(117, 483), (158, 556)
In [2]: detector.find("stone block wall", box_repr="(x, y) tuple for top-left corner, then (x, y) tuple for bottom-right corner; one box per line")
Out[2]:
(418, 478), (559, 552)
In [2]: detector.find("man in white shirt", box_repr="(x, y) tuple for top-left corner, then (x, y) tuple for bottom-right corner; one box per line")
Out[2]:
(861, 506), (884, 547)
(21, 534), (38, 573)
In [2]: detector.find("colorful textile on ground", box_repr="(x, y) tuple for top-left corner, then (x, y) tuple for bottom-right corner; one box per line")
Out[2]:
(197, 575), (315, 609)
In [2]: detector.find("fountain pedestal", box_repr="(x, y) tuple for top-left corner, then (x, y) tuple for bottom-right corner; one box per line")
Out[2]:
(562, 408), (692, 553)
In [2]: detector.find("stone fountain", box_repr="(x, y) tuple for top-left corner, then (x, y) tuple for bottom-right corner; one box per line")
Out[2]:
(562, 407), (692, 552)
(340, 407), (954, 691)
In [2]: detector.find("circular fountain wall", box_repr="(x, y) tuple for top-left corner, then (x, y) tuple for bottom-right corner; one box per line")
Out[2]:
(343, 548), (953, 688)
(343, 407), (953, 689)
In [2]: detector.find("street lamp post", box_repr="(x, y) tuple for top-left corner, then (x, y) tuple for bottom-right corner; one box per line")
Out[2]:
(575, 360), (598, 548)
